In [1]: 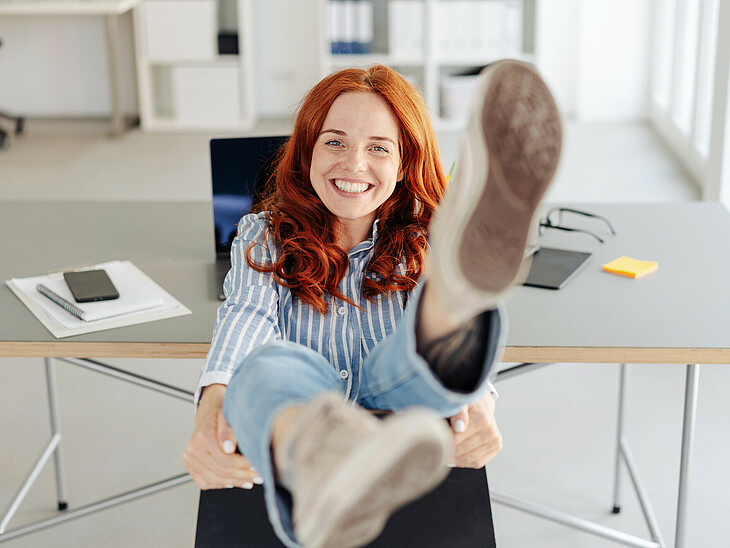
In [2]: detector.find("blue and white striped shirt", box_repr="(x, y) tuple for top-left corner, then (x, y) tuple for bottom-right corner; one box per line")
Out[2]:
(196, 212), (413, 404)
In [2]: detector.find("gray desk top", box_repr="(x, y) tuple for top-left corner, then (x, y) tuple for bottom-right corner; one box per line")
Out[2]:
(506, 202), (730, 363)
(1, 201), (728, 363)
(0, 201), (220, 356)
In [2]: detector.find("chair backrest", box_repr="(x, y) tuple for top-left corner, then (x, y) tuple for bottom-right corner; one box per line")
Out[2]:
(194, 467), (496, 547)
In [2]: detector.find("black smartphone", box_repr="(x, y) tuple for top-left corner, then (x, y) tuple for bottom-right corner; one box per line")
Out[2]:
(63, 269), (120, 302)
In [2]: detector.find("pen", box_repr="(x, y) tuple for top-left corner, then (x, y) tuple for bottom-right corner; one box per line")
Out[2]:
(36, 284), (88, 321)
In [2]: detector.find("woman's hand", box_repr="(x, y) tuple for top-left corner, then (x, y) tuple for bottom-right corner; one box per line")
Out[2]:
(183, 384), (263, 490)
(448, 392), (503, 469)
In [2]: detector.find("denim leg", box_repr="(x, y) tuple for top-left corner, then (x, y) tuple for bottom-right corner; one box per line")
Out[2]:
(223, 340), (343, 548)
(358, 285), (505, 416)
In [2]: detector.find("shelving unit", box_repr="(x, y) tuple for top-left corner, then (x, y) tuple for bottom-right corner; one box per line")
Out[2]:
(318, 0), (535, 131)
(134, 0), (256, 131)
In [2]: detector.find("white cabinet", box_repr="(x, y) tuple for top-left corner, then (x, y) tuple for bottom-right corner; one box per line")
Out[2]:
(134, 0), (256, 131)
(318, 0), (535, 130)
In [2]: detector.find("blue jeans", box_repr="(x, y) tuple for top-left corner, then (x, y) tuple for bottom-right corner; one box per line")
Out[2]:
(223, 290), (504, 547)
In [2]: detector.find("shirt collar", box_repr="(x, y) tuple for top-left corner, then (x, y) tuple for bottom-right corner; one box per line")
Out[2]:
(349, 219), (380, 256)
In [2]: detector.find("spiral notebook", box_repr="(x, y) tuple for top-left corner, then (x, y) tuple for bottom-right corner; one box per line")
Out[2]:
(6, 260), (191, 338)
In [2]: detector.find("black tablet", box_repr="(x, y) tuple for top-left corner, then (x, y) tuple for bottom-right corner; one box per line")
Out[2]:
(523, 247), (592, 290)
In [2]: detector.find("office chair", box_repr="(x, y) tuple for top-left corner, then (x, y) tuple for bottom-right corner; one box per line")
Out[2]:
(196, 137), (498, 547)
(0, 37), (26, 149)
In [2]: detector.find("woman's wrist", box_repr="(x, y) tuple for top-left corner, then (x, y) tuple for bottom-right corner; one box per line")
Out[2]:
(199, 383), (227, 408)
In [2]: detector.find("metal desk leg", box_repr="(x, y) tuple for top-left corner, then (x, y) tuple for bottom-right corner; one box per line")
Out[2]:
(44, 358), (69, 511)
(0, 358), (194, 543)
(675, 364), (699, 548)
(612, 363), (629, 514)
(105, 13), (124, 136)
(0, 359), (69, 534)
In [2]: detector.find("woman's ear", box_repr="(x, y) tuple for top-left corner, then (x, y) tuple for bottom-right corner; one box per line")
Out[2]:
(397, 165), (404, 183)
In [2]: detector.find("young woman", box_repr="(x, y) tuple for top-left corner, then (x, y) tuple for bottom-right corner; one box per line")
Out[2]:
(184, 61), (561, 548)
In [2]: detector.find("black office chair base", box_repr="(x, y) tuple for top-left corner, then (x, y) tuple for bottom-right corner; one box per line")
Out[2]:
(0, 113), (25, 149)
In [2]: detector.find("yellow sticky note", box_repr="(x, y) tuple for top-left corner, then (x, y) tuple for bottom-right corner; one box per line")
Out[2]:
(602, 256), (658, 279)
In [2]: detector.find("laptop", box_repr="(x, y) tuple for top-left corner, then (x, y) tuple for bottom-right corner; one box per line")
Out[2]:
(210, 135), (289, 300)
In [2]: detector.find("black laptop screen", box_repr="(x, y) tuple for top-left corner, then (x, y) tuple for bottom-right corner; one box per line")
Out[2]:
(210, 136), (289, 254)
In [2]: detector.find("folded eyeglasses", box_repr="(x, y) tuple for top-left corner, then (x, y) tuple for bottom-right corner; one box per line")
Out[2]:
(539, 207), (617, 243)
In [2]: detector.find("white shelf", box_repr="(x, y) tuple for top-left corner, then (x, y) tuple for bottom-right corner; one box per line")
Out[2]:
(0, 0), (139, 16)
(327, 54), (425, 67)
(145, 57), (243, 68)
(436, 52), (535, 67)
(318, 0), (534, 132)
(134, 0), (256, 131)
(140, 119), (254, 132)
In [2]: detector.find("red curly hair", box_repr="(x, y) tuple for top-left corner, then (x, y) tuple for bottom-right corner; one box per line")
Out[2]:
(248, 65), (447, 314)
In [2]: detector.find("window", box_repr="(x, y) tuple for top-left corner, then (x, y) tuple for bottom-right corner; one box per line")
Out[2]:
(650, 0), (728, 201)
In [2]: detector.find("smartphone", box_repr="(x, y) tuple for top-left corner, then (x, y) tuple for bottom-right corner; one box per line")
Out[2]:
(63, 269), (120, 303)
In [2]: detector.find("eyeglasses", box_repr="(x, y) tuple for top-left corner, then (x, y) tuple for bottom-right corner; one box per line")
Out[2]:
(539, 207), (616, 243)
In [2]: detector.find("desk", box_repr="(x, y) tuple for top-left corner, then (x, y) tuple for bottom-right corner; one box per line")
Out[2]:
(1, 201), (729, 547)
(497, 202), (730, 548)
(0, 0), (139, 135)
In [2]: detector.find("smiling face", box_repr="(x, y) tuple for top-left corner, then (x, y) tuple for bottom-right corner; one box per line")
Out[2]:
(309, 91), (403, 248)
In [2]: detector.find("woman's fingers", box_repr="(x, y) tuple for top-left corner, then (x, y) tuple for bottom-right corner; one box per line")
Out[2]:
(217, 409), (238, 455)
(451, 395), (502, 468)
(449, 405), (469, 433)
(185, 442), (263, 489)
(184, 394), (264, 490)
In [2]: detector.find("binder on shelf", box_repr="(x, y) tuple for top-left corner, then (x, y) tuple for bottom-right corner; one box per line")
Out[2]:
(329, 0), (374, 55)
(505, 0), (524, 56)
(434, 0), (508, 62)
(329, 0), (344, 54)
(357, 0), (374, 54)
(6, 260), (191, 338)
(388, 1), (423, 60)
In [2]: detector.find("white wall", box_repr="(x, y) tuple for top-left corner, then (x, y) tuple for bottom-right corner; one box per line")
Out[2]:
(534, 0), (579, 116)
(0, 14), (137, 116)
(535, 0), (652, 122)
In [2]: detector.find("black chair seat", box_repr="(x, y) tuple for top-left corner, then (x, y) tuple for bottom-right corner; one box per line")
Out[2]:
(195, 467), (496, 547)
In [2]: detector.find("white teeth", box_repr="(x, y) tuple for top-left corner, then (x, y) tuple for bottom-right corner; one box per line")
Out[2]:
(333, 179), (369, 193)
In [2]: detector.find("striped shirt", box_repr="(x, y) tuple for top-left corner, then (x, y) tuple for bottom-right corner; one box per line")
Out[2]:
(196, 212), (413, 404)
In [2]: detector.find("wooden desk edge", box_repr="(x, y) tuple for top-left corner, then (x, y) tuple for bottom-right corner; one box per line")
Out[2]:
(1, 343), (728, 364)
(502, 347), (730, 365)
(0, 342), (210, 359)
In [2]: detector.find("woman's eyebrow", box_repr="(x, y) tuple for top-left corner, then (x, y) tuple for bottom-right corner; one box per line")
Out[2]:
(370, 136), (397, 146)
(319, 129), (396, 146)
(319, 128), (346, 137)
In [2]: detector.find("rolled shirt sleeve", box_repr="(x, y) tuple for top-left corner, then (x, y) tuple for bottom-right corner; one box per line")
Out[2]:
(195, 213), (282, 404)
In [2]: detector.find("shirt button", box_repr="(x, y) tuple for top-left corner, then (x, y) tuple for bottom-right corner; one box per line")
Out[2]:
(337, 306), (347, 316)
(339, 370), (349, 380)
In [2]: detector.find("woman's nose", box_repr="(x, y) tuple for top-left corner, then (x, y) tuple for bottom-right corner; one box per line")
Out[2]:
(343, 147), (367, 172)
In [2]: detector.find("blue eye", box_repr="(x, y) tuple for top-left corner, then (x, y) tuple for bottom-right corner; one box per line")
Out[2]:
(372, 145), (388, 153)
(325, 139), (343, 147)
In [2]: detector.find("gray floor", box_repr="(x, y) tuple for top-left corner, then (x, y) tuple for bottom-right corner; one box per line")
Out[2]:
(1, 118), (727, 548)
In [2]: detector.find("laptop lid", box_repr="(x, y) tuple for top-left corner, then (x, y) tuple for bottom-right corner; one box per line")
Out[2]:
(210, 135), (289, 257)
(210, 135), (289, 298)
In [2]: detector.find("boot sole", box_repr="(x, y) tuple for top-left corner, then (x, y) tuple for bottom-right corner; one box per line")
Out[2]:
(460, 60), (562, 293)
(295, 413), (451, 548)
